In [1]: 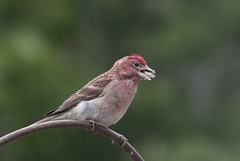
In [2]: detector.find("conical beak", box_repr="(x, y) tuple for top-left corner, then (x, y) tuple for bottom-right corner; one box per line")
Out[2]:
(138, 65), (156, 80)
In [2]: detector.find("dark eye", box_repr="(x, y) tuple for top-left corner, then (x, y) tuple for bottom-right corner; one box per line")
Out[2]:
(134, 62), (139, 67)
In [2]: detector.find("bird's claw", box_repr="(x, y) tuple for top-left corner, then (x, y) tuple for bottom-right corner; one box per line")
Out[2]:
(88, 120), (97, 131)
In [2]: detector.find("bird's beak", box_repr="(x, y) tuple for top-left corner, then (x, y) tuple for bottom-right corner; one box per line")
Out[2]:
(138, 65), (156, 80)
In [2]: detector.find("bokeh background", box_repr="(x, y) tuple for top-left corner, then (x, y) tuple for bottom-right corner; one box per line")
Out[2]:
(1, 1), (240, 161)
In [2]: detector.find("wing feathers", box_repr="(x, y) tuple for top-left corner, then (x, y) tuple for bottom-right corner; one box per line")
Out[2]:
(45, 73), (113, 116)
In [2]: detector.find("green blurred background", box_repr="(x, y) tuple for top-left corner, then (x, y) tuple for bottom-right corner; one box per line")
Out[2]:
(1, 0), (240, 161)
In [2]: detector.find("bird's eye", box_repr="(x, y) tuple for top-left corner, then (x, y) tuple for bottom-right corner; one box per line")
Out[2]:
(134, 62), (139, 67)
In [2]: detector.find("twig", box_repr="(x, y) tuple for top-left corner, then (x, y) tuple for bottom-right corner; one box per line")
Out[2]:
(0, 120), (144, 161)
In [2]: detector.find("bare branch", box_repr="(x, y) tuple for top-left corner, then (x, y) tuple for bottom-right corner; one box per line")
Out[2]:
(0, 120), (144, 161)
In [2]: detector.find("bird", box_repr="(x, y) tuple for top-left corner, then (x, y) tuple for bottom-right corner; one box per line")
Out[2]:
(35, 54), (155, 127)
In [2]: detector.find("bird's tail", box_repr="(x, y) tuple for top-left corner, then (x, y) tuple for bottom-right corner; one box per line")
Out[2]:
(32, 116), (57, 125)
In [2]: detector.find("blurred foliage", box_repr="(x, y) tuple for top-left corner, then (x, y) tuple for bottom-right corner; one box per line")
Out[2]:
(1, 0), (240, 161)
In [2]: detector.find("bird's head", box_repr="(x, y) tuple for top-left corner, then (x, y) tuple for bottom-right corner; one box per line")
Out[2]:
(113, 54), (156, 81)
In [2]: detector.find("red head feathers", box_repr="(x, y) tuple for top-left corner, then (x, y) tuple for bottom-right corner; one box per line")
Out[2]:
(128, 54), (147, 66)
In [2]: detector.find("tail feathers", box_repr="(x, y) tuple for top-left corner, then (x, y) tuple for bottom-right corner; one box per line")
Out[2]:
(32, 116), (57, 125)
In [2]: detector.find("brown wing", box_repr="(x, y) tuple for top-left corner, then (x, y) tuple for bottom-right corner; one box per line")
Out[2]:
(45, 74), (113, 116)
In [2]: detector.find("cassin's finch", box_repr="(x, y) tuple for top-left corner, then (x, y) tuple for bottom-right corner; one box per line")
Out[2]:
(36, 54), (155, 127)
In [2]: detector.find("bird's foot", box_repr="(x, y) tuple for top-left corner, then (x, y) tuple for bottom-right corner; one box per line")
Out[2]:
(88, 120), (97, 131)
(112, 134), (128, 148)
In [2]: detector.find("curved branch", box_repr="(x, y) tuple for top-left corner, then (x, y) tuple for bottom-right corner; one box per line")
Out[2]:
(0, 120), (144, 161)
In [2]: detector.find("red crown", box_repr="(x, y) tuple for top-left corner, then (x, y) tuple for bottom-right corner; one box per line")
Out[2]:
(128, 54), (147, 66)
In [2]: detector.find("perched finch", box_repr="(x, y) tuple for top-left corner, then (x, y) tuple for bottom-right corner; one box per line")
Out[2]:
(35, 54), (155, 127)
